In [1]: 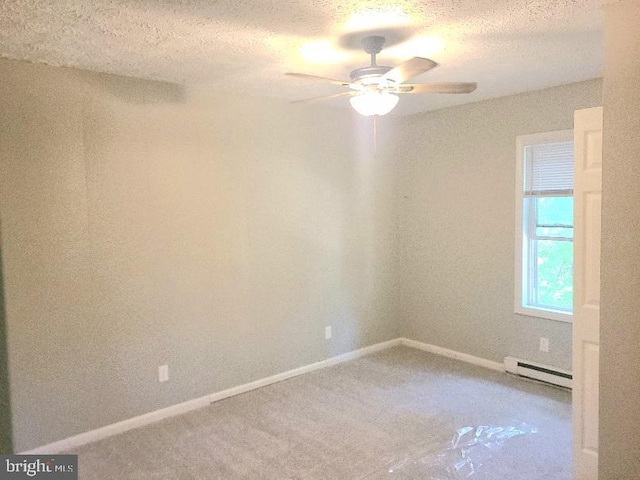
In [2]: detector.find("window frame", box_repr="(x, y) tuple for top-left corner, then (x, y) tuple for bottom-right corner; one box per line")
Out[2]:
(514, 130), (574, 323)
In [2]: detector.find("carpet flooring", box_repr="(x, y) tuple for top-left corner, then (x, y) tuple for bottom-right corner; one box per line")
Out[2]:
(69, 346), (572, 479)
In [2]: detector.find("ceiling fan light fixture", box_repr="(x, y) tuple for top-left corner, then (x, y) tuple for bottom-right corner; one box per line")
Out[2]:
(349, 90), (399, 116)
(288, 35), (476, 111)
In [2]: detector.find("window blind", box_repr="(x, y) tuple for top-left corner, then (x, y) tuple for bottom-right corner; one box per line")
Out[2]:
(524, 141), (574, 195)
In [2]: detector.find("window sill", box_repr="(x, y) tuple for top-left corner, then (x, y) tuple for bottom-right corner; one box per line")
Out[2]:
(515, 306), (573, 323)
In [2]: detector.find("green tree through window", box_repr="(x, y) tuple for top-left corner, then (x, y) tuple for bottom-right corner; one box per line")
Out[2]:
(530, 197), (573, 311)
(516, 133), (574, 321)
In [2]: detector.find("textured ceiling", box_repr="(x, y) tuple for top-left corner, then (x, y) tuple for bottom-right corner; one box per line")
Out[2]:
(0, 1), (604, 115)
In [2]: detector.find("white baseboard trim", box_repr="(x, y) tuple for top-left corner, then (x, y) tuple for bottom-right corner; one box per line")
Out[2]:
(22, 337), (506, 454)
(400, 338), (505, 372)
(21, 338), (402, 455)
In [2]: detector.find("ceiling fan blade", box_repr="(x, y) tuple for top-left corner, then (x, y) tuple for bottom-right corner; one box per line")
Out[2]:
(286, 73), (352, 87)
(381, 57), (438, 84)
(290, 91), (356, 104)
(399, 82), (477, 94)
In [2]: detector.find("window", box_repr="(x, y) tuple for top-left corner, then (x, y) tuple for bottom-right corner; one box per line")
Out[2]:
(515, 130), (574, 322)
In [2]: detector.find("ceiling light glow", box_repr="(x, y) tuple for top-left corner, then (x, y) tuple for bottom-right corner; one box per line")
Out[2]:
(385, 35), (446, 59)
(300, 40), (351, 64)
(349, 91), (399, 116)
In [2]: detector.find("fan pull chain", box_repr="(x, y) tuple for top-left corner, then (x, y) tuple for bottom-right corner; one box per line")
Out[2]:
(373, 115), (378, 156)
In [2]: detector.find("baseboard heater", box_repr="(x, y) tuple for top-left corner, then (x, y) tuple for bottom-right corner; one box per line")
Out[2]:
(504, 357), (572, 389)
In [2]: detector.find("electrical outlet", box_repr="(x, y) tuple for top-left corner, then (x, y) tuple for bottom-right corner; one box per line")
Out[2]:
(158, 364), (169, 382)
(539, 337), (550, 353)
(325, 326), (332, 340)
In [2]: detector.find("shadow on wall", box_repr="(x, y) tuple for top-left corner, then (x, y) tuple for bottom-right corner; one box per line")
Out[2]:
(0, 225), (13, 454)
(79, 69), (186, 105)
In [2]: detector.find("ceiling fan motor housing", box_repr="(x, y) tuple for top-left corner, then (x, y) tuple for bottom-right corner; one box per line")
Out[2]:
(351, 36), (394, 85)
(349, 65), (393, 84)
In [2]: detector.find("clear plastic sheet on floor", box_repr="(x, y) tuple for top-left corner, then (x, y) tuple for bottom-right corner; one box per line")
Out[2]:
(387, 423), (537, 478)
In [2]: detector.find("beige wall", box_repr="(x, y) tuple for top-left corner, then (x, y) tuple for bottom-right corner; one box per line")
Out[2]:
(0, 59), (399, 452)
(600, 1), (640, 477)
(0, 54), (607, 454)
(395, 79), (603, 370)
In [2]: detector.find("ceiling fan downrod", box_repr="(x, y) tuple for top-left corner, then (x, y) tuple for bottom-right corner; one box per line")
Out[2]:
(350, 36), (392, 82)
(362, 35), (385, 66)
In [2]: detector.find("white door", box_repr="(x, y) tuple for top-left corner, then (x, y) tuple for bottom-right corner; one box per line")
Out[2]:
(573, 106), (603, 480)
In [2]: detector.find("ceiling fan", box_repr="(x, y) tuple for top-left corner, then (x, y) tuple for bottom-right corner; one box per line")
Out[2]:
(286, 35), (477, 116)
